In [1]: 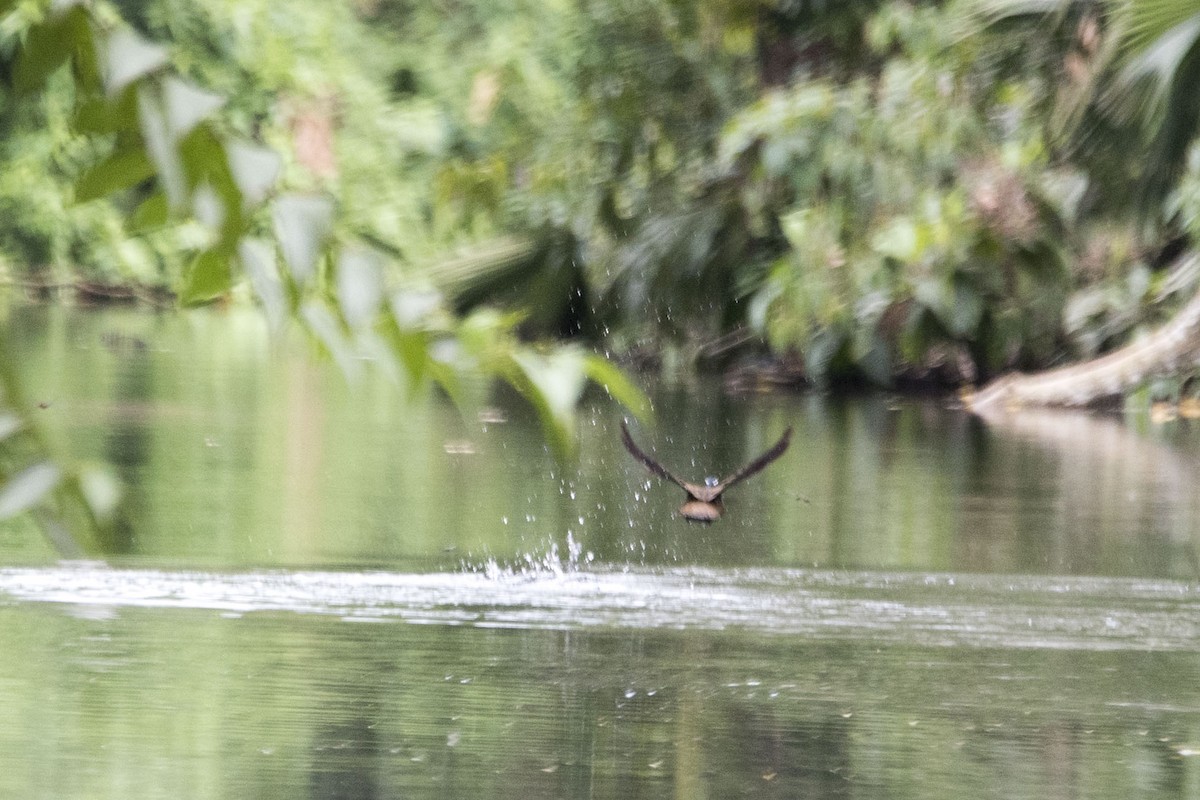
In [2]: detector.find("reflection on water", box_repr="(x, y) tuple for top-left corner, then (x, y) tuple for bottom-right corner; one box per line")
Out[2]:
(5, 303), (1200, 578)
(5, 303), (1200, 799)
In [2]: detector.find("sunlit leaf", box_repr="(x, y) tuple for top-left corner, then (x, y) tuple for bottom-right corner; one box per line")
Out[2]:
(0, 462), (62, 521)
(301, 301), (361, 380)
(356, 331), (401, 385)
(0, 412), (23, 441)
(871, 217), (920, 261)
(78, 465), (120, 521)
(274, 195), (334, 285)
(512, 347), (589, 456)
(179, 247), (233, 306)
(162, 76), (224, 140)
(191, 183), (226, 234)
(103, 27), (168, 95)
(138, 84), (188, 211)
(582, 354), (653, 422)
(391, 288), (444, 328)
(74, 148), (154, 202)
(226, 140), (282, 207)
(240, 238), (288, 331)
(336, 247), (384, 329)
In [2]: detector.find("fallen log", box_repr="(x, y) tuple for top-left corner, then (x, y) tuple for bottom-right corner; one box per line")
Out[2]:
(967, 254), (1200, 412)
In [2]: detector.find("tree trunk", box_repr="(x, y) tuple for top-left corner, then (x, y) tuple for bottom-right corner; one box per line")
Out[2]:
(966, 264), (1200, 412)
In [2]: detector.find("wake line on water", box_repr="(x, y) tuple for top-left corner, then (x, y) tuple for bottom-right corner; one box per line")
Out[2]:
(0, 564), (1197, 652)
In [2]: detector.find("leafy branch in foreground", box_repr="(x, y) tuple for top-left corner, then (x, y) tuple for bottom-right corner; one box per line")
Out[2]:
(0, 0), (650, 556)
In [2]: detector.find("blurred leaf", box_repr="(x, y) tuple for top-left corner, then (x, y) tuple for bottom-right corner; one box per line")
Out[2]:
(240, 238), (288, 331)
(162, 76), (224, 140)
(871, 217), (920, 261)
(336, 247), (384, 329)
(74, 148), (154, 202)
(130, 191), (169, 232)
(78, 465), (120, 521)
(179, 246), (233, 306)
(805, 326), (847, 384)
(582, 354), (653, 423)
(0, 412), (23, 441)
(511, 347), (588, 457)
(103, 27), (168, 95)
(302, 301), (361, 380)
(390, 288), (444, 328)
(273, 195), (333, 285)
(138, 84), (188, 211)
(75, 87), (139, 134)
(393, 328), (431, 387)
(853, 332), (893, 386)
(950, 277), (984, 337)
(13, 7), (88, 93)
(226, 140), (282, 207)
(0, 462), (62, 521)
(191, 183), (226, 233)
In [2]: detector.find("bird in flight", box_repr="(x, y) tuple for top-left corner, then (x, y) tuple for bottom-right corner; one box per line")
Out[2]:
(620, 421), (792, 522)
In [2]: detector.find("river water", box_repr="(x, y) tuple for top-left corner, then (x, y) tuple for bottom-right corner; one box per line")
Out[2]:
(2, 303), (1200, 799)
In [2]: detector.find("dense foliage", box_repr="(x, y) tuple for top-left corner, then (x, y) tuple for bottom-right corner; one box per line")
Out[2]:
(5, 0), (1199, 379)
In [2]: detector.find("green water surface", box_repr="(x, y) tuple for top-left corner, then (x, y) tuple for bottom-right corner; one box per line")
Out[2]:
(2, 302), (1200, 799)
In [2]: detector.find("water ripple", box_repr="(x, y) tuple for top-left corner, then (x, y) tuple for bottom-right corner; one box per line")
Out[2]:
(0, 564), (1196, 651)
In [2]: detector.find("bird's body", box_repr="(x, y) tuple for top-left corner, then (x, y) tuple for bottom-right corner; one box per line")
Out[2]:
(620, 422), (792, 522)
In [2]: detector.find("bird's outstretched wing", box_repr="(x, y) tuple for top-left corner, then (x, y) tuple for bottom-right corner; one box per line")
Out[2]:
(620, 421), (691, 490)
(718, 426), (792, 490)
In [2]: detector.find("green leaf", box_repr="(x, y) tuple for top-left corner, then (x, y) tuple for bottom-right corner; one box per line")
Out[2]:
(393, 328), (431, 388)
(130, 191), (169, 232)
(13, 8), (87, 93)
(179, 247), (233, 306)
(102, 27), (168, 95)
(74, 148), (155, 202)
(582, 354), (653, 422)
(0, 462), (62, 520)
(274, 194), (334, 285)
(75, 87), (139, 134)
